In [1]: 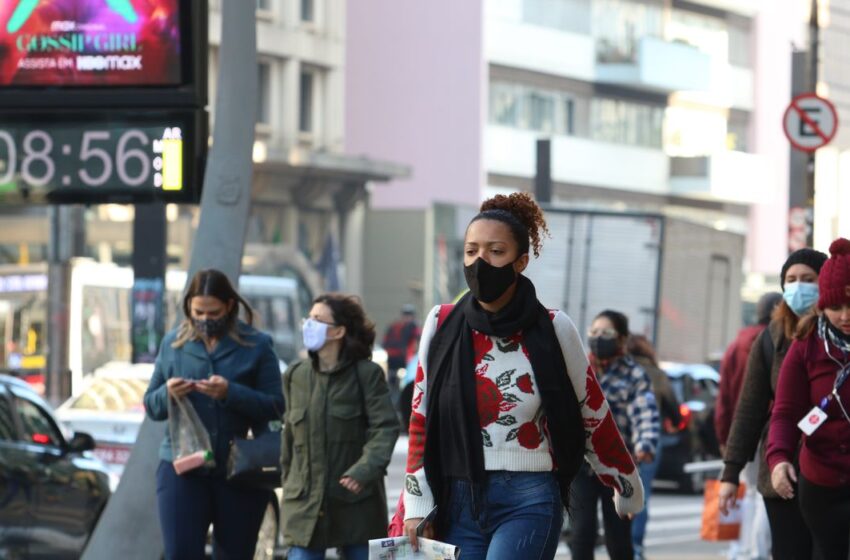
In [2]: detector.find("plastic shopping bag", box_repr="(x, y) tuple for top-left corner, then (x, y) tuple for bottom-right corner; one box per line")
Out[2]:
(168, 395), (215, 475)
(700, 479), (746, 541)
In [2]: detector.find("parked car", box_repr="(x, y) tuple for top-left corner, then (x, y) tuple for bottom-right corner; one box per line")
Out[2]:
(0, 374), (110, 559)
(56, 361), (285, 560)
(655, 362), (721, 493)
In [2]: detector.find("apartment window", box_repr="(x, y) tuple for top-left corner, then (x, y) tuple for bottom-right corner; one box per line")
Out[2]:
(727, 111), (750, 152)
(593, 0), (664, 63)
(590, 98), (663, 149)
(489, 82), (576, 137)
(668, 9), (728, 62)
(728, 18), (752, 68)
(257, 62), (271, 125)
(301, 0), (314, 22)
(256, 0), (271, 10)
(299, 71), (314, 133)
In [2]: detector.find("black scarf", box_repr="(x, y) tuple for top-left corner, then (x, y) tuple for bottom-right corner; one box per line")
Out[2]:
(423, 275), (584, 529)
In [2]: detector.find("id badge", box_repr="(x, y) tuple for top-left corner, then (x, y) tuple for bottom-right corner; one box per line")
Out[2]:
(798, 406), (828, 435)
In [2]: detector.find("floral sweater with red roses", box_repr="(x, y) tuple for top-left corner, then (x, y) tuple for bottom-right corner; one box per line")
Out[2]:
(403, 306), (645, 520)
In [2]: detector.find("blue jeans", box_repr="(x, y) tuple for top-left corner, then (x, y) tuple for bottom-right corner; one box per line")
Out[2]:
(287, 545), (368, 560)
(443, 471), (563, 560)
(631, 444), (661, 553)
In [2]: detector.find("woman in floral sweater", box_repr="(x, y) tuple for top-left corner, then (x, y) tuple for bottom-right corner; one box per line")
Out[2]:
(402, 193), (645, 559)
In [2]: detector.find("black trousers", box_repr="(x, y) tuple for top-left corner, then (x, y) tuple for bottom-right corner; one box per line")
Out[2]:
(568, 468), (633, 560)
(798, 475), (850, 560)
(763, 495), (815, 560)
(156, 461), (272, 560)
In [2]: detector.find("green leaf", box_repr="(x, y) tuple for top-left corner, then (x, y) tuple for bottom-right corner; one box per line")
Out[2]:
(482, 430), (493, 447)
(496, 414), (517, 426)
(495, 369), (516, 388)
(503, 392), (521, 403)
(506, 427), (520, 441)
(405, 475), (423, 496)
(497, 339), (520, 353)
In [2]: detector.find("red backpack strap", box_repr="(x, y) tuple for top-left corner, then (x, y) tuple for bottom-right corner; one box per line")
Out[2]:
(436, 304), (454, 329)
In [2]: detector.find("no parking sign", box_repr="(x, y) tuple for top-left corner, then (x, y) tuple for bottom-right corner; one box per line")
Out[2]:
(783, 93), (839, 152)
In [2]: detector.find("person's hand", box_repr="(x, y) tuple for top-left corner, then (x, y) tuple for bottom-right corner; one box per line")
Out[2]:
(771, 462), (797, 499)
(166, 377), (194, 399)
(339, 476), (363, 494)
(635, 450), (654, 464)
(194, 375), (228, 400)
(403, 518), (433, 551)
(718, 481), (739, 516)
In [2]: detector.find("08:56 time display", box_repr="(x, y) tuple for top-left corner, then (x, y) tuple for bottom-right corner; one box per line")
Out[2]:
(0, 128), (161, 188)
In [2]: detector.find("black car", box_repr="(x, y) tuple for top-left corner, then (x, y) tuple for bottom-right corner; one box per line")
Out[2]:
(655, 362), (721, 493)
(0, 374), (111, 559)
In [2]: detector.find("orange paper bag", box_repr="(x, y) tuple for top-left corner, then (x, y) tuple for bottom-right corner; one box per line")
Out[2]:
(700, 479), (746, 541)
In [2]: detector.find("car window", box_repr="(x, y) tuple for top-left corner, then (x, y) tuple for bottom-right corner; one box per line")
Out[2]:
(70, 377), (147, 412)
(15, 396), (63, 447)
(0, 393), (15, 441)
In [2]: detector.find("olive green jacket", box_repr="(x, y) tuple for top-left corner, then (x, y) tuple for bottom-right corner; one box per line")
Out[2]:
(721, 319), (788, 497)
(280, 358), (399, 548)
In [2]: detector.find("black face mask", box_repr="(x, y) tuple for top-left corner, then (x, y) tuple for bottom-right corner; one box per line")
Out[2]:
(589, 336), (620, 359)
(193, 317), (229, 338)
(463, 258), (518, 304)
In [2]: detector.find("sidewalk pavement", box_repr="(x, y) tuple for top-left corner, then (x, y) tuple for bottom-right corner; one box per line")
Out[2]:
(555, 554), (723, 560)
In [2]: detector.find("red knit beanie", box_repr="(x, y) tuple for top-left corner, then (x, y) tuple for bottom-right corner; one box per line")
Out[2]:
(818, 238), (850, 309)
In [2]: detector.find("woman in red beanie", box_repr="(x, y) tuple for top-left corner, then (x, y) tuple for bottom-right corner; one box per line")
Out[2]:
(766, 238), (850, 560)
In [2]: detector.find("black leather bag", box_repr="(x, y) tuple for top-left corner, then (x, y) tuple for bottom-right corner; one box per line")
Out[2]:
(226, 429), (282, 490)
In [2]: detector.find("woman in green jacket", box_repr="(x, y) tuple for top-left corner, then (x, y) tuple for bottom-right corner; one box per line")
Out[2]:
(281, 293), (399, 560)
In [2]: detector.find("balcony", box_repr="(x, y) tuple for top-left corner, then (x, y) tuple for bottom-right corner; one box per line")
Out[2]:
(485, 125), (669, 194)
(485, 19), (595, 82)
(669, 152), (773, 204)
(595, 36), (711, 94)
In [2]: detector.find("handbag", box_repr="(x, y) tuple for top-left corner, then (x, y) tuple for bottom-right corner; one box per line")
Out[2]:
(226, 428), (282, 490)
(700, 479), (746, 541)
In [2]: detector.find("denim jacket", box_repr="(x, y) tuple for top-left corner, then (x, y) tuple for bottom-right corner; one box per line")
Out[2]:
(143, 322), (285, 471)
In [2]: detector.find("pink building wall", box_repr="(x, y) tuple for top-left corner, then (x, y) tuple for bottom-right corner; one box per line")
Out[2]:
(749, 1), (806, 275)
(345, 1), (484, 210)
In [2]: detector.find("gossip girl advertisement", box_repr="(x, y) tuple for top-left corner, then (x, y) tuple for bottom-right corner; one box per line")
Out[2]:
(0, 0), (183, 87)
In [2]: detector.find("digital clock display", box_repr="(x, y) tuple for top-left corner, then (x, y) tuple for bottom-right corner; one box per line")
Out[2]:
(0, 0), (183, 87)
(0, 110), (205, 203)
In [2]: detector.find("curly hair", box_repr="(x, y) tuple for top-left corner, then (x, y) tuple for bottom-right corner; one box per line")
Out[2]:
(313, 293), (376, 363)
(474, 192), (550, 258)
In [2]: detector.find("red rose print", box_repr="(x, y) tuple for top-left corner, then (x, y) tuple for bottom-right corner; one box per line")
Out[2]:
(476, 375), (504, 427)
(406, 412), (426, 472)
(517, 421), (541, 449)
(583, 417), (602, 430)
(585, 366), (605, 411)
(591, 414), (635, 475)
(473, 334), (494, 364)
(414, 363), (424, 384)
(516, 373), (534, 394)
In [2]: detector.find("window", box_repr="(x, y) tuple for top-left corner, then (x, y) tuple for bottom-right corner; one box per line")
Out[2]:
(256, 0), (271, 10)
(593, 0), (664, 63)
(523, 0), (591, 35)
(299, 71), (314, 133)
(590, 98), (664, 149)
(0, 393), (15, 441)
(301, 0), (314, 22)
(488, 82), (576, 137)
(15, 397), (62, 447)
(257, 63), (272, 125)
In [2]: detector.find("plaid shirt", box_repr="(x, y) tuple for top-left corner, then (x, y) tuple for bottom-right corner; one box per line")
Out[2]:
(596, 354), (659, 455)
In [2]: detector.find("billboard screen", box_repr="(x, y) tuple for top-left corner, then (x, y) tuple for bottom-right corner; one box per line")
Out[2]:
(0, 0), (182, 87)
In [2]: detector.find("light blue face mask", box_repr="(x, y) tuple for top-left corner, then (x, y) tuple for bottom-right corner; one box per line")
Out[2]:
(783, 281), (819, 316)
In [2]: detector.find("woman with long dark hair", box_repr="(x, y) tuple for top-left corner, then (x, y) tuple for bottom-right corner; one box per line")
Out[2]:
(767, 238), (850, 560)
(280, 293), (398, 560)
(402, 193), (644, 559)
(719, 248), (827, 560)
(143, 269), (284, 560)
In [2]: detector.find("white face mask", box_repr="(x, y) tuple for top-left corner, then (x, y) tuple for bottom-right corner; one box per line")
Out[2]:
(302, 318), (330, 352)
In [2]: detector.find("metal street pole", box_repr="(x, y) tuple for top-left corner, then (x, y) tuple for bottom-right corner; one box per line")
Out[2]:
(806, 0), (819, 248)
(81, 1), (258, 556)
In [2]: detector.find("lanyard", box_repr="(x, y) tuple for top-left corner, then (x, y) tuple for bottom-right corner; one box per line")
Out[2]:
(819, 338), (850, 426)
